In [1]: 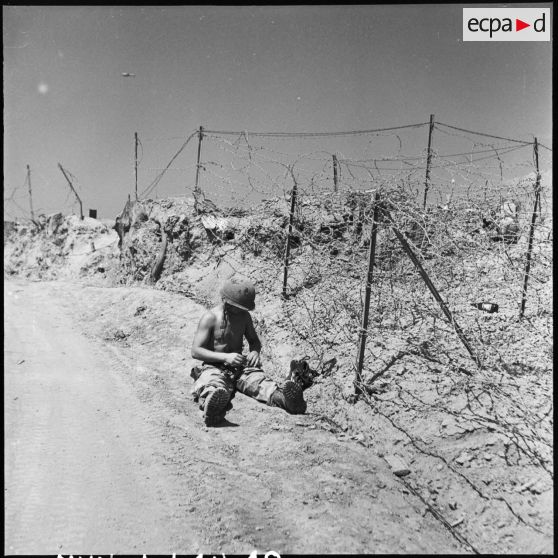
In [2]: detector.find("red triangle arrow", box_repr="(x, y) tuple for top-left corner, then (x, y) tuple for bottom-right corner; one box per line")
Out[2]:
(516, 19), (530, 31)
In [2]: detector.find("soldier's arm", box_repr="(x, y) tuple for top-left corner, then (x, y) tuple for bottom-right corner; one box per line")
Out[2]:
(245, 314), (262, 367)
(245, 313), (262, 352)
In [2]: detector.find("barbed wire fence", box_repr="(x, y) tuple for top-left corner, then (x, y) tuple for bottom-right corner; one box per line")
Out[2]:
(3, 115), (552, 524)
(131, 117), (552, 482)
(3, 164), (86, 227)
(3, 117), (552, 544)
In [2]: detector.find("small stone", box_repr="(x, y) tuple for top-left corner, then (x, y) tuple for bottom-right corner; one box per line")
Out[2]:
(455, 453), (469, 465)
(449, 501), (458, 510)
(483, 453), (493, 461)
(517, 479), (537, 493)
(450, 517), (464, 528)
(498, 521), (508, 529)
(384, 454), (411, 477)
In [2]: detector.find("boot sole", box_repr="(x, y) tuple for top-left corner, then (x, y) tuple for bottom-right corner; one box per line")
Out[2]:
(282, 380), (307, 414)
(203, 388), (230, 426)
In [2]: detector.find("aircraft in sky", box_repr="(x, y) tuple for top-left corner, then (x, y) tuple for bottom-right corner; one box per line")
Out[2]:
(121, 72), (136, 77)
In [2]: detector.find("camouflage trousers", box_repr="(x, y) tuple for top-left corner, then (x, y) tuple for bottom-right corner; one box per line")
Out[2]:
(190, 363), (278, 410)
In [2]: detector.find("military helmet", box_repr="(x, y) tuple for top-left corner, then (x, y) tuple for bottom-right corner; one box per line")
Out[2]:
(220, 278), (256, 311)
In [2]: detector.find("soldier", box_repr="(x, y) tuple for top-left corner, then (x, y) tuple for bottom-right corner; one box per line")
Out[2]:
(191, 278), (312, 426)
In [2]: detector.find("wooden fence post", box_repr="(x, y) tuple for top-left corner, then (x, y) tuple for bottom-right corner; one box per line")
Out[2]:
(423, 114), (435, 209)
(519, 138), (542, 320)
(282, 168), (299, 298)
(355, 192), (381, 392)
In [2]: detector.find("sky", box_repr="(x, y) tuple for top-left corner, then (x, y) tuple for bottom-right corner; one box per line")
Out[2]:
(3, 5), (552, 220)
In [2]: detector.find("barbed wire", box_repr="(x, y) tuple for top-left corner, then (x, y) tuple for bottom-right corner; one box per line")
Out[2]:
(203, 121), (429, 138)
(139, 131), (198, 198)
(435, 121), (534, 145)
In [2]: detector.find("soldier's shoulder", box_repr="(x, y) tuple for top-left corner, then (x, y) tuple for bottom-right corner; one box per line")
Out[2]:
(199, 307), (219, 326)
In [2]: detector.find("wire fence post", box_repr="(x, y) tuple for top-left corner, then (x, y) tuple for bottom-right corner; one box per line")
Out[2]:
(282, 168), (299, 299)
(423, 113), (435, 209)
(58, 163), (84, 220)
(355, 192), (380, 393)
(333, 154), (338, 192)
(383, 207), (481, 367)
(134, 132), (139, 201)
(519, 137), (542, 320)
(194, 125), (204, 194)
(26, 164), (35, 222)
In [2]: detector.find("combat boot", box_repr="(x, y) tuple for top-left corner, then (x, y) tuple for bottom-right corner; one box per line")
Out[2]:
(203, 388), (230, 426)
(270, 380), (307, 414)
(287, 358), (317, 390)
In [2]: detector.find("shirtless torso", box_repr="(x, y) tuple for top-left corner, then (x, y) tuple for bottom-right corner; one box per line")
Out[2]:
(191, 303), (262, 368)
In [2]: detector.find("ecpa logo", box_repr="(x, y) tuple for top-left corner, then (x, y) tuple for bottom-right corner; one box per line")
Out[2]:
(463, 8), (550, 41)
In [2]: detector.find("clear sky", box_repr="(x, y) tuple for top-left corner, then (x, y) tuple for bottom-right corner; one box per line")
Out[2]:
(3, 5), (552, 219)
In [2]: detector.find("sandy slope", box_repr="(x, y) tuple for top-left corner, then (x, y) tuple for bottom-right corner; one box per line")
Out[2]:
(4, 279), (465, 555)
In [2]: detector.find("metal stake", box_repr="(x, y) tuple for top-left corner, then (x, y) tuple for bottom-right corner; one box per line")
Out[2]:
(519, 138), (542, 319)
(26, 164), (35, 221)
(333, 154), (339, 192)
(282, 168), (299, 298)
(383, 207), (481, 367)
(194, 125), (204, 194)
(423, 114), (435, 209)
(58, 163), (84, 220)
(355, 192), (380, 392)
(134, 132), (138, 201)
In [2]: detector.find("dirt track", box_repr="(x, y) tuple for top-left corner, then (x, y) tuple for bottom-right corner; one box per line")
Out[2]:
(4, 279), (466, 554)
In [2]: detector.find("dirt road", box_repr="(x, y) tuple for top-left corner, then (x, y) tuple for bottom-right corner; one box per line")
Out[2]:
(5, 279), (464, 554)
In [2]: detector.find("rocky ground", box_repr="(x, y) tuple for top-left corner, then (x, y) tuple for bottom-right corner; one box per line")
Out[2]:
(4, 186), (553, 554)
